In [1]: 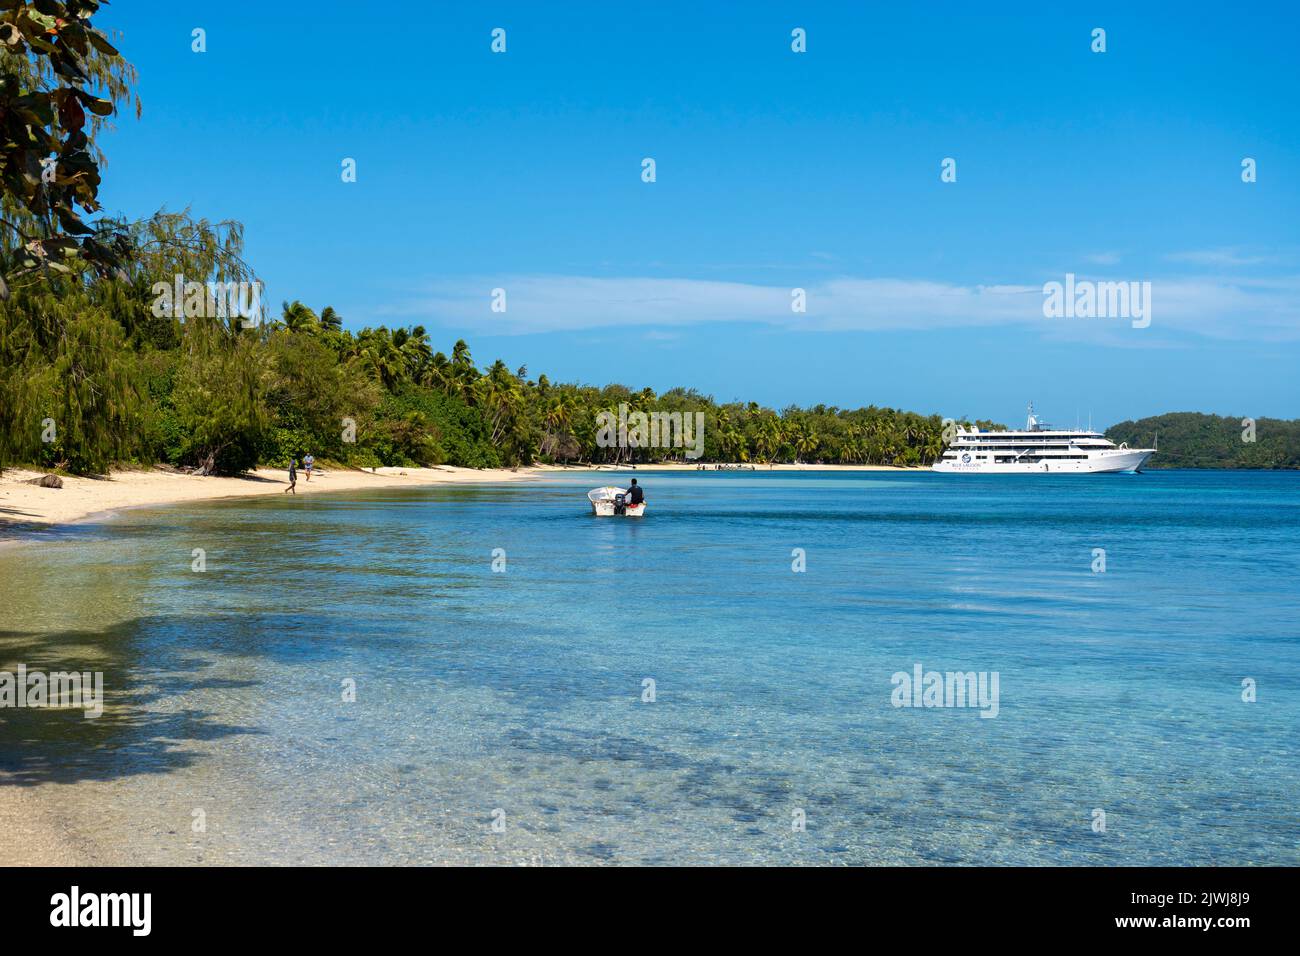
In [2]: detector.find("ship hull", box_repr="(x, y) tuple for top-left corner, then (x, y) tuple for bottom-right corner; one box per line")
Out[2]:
(933, 449), (1154, 474)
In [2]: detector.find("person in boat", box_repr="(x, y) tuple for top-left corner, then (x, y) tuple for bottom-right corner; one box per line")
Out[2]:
(627, 478), (644, 507)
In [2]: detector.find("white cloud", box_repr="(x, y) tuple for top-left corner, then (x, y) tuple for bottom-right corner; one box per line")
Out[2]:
(1165, 248), (1278, 267)
(1135, 275), (1300, 338)
(387, 273), (1300, 341)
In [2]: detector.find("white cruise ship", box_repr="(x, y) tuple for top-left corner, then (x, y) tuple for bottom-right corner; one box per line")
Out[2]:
(933, 405), (1155, 474)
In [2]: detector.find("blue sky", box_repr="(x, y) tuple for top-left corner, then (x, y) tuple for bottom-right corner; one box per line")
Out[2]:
(94, 2), (1299, 426)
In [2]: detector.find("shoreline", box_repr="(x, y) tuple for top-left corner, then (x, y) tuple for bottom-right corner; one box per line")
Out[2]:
(0, 464), (544, 540)
(0, 462), (912, 541)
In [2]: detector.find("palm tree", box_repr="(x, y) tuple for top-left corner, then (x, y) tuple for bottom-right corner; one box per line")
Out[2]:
(753, 414), (783, 463)
(279, 300), (319, 334)
(797, 429), (820, 463)
(319, 306), (342, 332)
(450, 339), (479, 400)
(427, 351), (453, 393)
(541, 392), (576, 460)
(394, 325), (433, 383)
(923, 431), (944, 465)
(720, 426), (745, 462)
(354, 327), (405, 390)
(475, 360), (524, 445)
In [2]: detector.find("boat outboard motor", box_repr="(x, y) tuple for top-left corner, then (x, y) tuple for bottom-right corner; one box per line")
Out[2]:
(614, 492), (626, 515)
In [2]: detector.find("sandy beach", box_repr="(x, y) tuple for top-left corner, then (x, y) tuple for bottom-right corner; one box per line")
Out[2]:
(0, 464), (544, 534)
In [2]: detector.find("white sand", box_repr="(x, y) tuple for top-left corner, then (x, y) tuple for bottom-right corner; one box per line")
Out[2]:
(0, 464), (541, 532)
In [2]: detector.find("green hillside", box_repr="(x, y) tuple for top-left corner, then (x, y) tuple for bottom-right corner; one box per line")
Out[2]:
(1106, 413), (1300, 469)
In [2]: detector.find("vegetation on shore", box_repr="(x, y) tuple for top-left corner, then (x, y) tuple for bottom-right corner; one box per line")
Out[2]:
(1, 257), (978, 473)
(1107, 413), (1300, 469)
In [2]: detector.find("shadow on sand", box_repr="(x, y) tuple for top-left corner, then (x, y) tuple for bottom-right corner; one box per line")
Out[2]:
(0, 616), (271, 788)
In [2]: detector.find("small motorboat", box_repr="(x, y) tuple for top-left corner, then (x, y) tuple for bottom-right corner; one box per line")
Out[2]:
(588, 486), (646, 517)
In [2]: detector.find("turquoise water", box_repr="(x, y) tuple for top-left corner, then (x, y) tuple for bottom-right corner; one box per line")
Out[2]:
(2, 470), (1297, 864)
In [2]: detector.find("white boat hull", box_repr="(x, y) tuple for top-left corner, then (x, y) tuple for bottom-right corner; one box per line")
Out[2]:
(587, 486), (646, 516)
(933, 449), (1154, 474)
(591, 500), (645, 516)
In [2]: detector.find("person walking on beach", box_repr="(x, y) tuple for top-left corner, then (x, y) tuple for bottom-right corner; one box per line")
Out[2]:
(285, 456), (298, 494)
(303, 452), (314, 482)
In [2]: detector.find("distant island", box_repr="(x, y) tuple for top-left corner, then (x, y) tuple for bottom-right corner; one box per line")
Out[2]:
(1106, 413), (1300, 469)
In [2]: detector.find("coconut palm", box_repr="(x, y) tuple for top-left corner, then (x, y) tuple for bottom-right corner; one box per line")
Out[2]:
(394, 325), (433, 383)
(354, 327), (405, 390)
(475, 360), (525, 445)
(427, 351), (453, 392)
(449, 339), (479, 399)
(541, 392), (577, 460)
(278, 300), (319, 334)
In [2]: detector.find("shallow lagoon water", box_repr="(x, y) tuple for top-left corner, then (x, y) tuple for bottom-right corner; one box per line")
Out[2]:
(2, 469), (1297, 864)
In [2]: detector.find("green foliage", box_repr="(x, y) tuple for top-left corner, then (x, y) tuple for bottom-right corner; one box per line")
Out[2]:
(262, 329), (376, 460)
(1107, 413), (1300, 469)
(1, 286), (140, 472)
(170, 321), (267, 473)
(259, 419), (317, 469)
(372, 386), (497, 468)
(0, 0), (140, 286)
(364, 407), (440, 467)
(8, 255), (1294, 475)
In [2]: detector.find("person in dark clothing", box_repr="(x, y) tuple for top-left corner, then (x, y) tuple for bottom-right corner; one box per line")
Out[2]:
(627, 478), (644, 505)
(284, 457), (298, 494)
